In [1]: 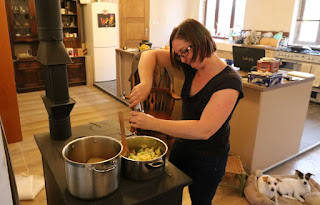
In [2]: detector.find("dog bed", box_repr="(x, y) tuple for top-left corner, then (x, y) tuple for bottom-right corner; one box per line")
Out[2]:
(244, 170), (320, 205)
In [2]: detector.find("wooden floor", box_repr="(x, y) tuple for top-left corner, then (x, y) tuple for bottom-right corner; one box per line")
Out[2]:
(8, 85), (320, 205)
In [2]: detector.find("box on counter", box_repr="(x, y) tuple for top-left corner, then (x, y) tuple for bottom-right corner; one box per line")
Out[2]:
(73, 49), (78, 57)
(257, 58), (281, 73)
(248, 71), (283, 87)
(66, 48), (74, 57)
(66, 48), (84, 57)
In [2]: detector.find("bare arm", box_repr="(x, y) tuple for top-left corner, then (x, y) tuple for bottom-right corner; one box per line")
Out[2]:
(128, 49), (172, 108)
(130, 89), (239, 140)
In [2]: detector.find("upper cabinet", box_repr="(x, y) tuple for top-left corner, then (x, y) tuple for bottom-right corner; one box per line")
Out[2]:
(61, 0), (81, 48)
(5, 0), (86, 93)
(5, 0), (82, 59)
(6, 0), (38, 42)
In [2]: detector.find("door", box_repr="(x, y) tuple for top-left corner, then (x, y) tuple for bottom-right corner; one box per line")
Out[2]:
(119, 0), (149, 48)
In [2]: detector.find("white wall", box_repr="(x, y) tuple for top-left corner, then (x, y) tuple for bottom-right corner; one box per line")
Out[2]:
(243, 0), (296, 32)
(149, 0), (200, 48)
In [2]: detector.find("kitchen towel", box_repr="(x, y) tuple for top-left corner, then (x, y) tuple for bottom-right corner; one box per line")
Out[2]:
(300, 63), (312, 73)
(15, 173), (44, 200)
(311, 65), (320, 87)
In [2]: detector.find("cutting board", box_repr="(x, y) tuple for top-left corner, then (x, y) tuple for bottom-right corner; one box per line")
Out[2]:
(259, 37), (281, 47)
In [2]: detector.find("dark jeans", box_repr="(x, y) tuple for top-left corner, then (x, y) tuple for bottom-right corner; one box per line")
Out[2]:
(169, 142), (229, 205)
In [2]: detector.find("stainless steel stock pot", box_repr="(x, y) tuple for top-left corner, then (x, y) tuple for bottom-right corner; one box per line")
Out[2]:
(62, 136), (123, 199)
(121, 136), (168, 181)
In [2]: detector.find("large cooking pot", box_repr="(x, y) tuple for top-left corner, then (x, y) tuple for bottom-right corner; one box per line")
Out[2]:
(62, 136), (123, 200)
(122, 136), (168, 181)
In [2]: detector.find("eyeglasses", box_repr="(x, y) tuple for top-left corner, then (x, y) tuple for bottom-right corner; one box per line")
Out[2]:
(175, 45), (192, 61)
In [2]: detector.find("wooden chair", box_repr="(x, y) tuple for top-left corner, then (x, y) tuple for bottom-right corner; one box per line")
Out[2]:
(219, 155), (247, 196)
(130, 52), (181, 157)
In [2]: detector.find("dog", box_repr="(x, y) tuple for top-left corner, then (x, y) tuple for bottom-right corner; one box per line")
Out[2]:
(277, 169), (313, 202)
(257, 170), (281, 205)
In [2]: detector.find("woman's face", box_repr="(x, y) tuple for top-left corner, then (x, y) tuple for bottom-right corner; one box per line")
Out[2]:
(172, 39), (201, 68)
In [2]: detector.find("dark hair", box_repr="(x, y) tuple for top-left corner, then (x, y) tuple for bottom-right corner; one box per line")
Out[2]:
(169, 19), (217, 68)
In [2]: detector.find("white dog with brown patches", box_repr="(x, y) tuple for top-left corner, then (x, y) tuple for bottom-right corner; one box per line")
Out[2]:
(277, 170), (313, 202)
(257, 170), (281, 205)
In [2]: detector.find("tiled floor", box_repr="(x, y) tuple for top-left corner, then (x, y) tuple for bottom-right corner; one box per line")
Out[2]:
(299, 102), (320, 151)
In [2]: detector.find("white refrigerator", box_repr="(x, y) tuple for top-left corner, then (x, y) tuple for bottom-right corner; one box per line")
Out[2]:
(83, 2), (119, 82)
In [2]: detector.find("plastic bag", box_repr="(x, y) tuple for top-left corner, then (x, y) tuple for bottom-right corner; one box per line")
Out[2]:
(273, 32), (283, 40)
(15, 173), (45, 200)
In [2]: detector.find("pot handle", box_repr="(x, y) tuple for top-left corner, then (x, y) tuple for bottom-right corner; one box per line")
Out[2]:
(92, 165), (116, 173)
(147, 159), (165, 168)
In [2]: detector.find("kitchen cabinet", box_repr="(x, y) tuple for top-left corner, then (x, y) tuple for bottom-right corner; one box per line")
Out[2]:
(13, 59), (44, 93)
(67, 57), (86, 86)
(14, 57), (86, 93)
(5, 0), (85, 93)
(265, 50), (275, 58)
(61, 0), (82, 48)
(5, 0), (38, 43)
(216, 50), (233, 59)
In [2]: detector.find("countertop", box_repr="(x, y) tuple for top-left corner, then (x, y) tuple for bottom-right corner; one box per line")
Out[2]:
(238, 69), (314, 91)
(213, 38), (279, 52)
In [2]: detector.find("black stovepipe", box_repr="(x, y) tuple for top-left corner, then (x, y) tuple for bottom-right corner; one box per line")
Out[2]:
(35, 0), (75, 140)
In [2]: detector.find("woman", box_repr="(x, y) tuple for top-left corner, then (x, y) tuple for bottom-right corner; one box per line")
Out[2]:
(128, 19), (243, 205)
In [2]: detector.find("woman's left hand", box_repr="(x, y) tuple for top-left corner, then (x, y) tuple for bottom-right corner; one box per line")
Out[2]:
(129, 111), (156, 130)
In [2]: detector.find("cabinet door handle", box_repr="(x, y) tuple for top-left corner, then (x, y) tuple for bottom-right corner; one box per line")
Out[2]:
(145, 28), (148, 37)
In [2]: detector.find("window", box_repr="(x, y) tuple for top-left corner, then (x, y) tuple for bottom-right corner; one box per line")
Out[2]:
(204, 0), (246, 38)
(291, 0), (320, 46)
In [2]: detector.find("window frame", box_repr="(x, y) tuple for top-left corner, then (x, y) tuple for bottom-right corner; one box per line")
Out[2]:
(204, 0), (237, 39)
(292, 0), (320, 45)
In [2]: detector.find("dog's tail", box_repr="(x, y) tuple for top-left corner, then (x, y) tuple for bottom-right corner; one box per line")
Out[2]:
(255, 170), (263, 178)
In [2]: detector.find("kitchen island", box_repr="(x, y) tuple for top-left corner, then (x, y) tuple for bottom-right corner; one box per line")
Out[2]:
(229, 71), (314, 173)
(34, 120), (192, 205)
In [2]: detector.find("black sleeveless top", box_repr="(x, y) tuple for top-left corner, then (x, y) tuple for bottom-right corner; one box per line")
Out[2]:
(176, 64), (244, 158)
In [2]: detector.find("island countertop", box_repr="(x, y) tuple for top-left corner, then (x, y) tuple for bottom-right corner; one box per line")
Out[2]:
(238, 69), (315, 91)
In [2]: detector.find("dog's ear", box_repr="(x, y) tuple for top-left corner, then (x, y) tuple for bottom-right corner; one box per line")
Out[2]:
(306, 173), (314, 180)
(263, 176), (269, 182)
(295, 170), (304, 179)
(276, 178), (282, 182)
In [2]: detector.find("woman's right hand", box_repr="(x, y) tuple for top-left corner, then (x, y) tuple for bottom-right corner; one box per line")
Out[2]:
(128, 82), (151, 108)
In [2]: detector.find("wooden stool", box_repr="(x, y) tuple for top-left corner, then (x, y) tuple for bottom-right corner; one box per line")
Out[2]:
(220, 155), (247, 196)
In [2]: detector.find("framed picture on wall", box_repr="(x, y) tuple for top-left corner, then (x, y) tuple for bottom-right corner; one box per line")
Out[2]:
(97, 13), (116, 28)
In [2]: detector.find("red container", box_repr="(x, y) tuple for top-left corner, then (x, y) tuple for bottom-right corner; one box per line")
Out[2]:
(257, 60), (281, 73)
(73, 49), (78, 57)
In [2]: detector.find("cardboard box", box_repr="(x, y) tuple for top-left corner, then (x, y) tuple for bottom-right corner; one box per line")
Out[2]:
(77, 48), (84, 56)
(257, 60), (281, 73)
(66, 48), (73, 57)
(248, 72), (282, 87)
(73, 49), (78, 57)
